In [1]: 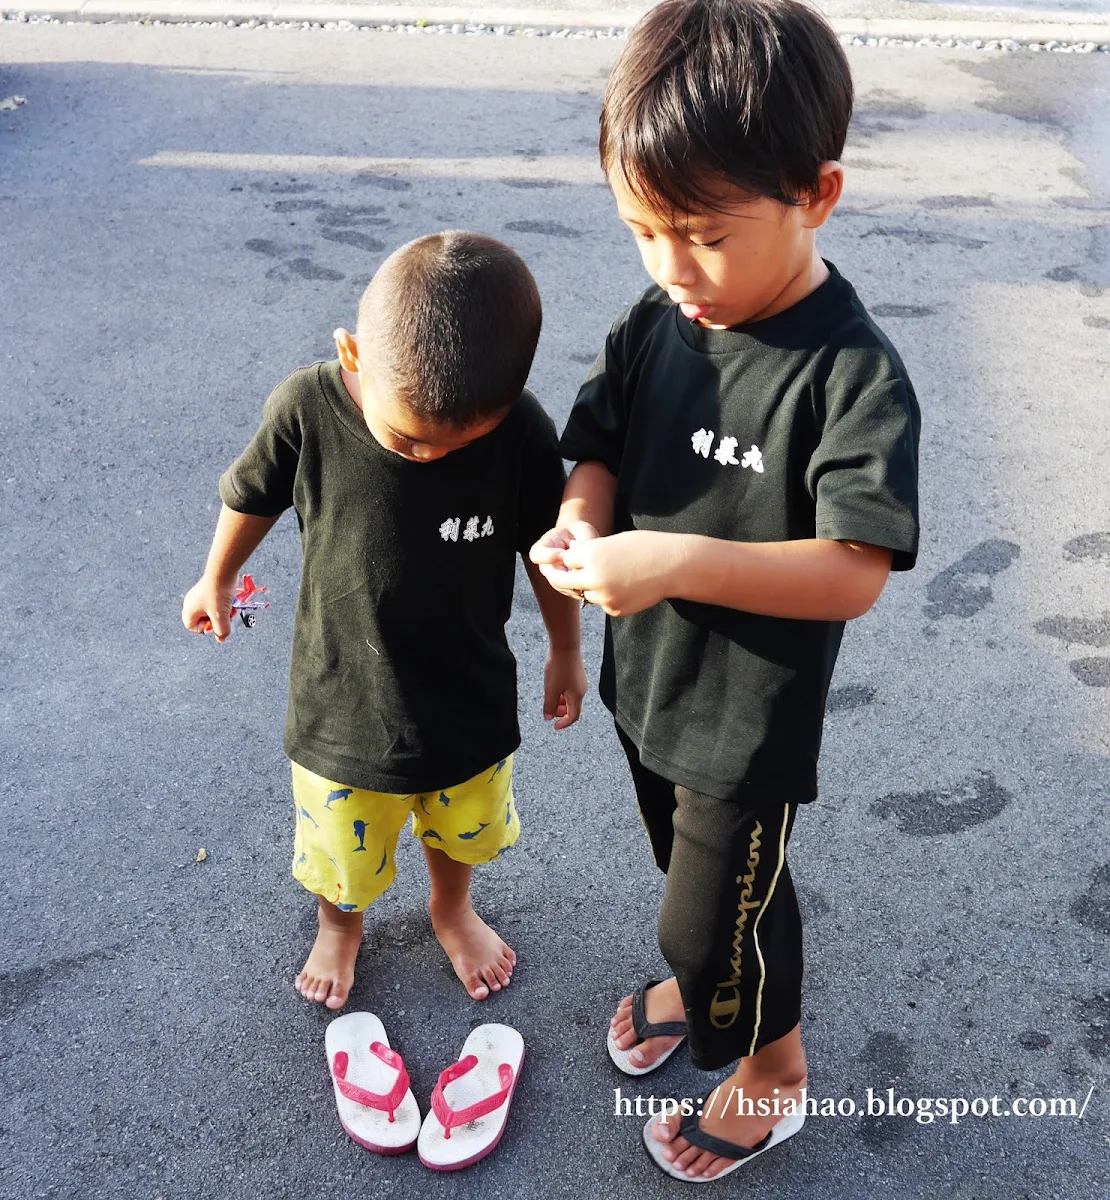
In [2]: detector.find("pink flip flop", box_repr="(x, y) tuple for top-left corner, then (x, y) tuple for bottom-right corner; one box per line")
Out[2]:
(417, 1023), (525, 1171)
(326, 1012), (421, 1154)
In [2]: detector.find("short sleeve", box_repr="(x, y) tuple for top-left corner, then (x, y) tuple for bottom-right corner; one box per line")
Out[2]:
(557, 315), (630, 476)
(218, 377), (302, 518)
(515, 395), (567, 554)
(806, 375), (921, 571)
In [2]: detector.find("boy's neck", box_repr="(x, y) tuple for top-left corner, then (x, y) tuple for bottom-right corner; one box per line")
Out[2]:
(340, 364), (364, 413)
(708, 250), (829, 330)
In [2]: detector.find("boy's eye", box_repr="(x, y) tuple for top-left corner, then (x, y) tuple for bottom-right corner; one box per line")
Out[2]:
(693, 236), (727, 249)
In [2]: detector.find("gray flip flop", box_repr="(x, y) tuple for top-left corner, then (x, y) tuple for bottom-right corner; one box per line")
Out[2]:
(606, 979), (688, 1076)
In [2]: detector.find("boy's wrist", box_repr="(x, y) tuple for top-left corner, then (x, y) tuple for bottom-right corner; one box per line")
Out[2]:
(547, 641), (582, 656)
(202, 564), (239, 589)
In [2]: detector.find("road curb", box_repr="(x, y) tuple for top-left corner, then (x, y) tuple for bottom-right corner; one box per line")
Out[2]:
(4, 1), (1110, 44)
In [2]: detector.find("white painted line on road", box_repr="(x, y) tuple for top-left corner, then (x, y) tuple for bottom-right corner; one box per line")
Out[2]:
(5, 2), (1110, 46)
(138, 149), (606, 182)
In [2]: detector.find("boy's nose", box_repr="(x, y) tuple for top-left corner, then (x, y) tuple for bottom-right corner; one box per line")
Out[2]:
(654, 241), (697, 290)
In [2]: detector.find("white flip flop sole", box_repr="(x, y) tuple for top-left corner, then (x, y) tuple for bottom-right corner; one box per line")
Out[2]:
(325, 1011), (421, 1154)
(418, 1023), (525, 1171)
(642, 1108), (806, 1182)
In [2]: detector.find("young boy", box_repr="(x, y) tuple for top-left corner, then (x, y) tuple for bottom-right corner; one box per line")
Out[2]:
(531, 0), (920, 1182)
(184, 232), (586, 1010)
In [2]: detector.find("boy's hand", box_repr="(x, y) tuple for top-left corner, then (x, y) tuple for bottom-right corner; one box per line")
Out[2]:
(529, 521), (601, 599)
(561, 530), (684, 617)
(182, 575), (236, 643)
(543, 647), (588, 730)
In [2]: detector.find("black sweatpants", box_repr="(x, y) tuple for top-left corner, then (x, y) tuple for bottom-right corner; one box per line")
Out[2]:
(617, 725), (804, 1072)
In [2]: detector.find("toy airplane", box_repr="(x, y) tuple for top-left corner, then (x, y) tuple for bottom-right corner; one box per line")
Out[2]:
(231, 575), (270, 627)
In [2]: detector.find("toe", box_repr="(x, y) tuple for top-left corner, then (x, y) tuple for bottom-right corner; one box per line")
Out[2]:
(685, 1150), (717, 1178)
(672, 1141), (702, 1172)
(469, 976), (490, 1000)
(325, 987), (347, 1010)
(651, 1116), (674, 1145)
(703, 1155), (731, 1179)
(491, 961), (511, 988)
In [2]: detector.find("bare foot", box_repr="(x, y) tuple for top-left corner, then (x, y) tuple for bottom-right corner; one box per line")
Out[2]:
(610, 977), (686, 1068)
(430, 897), (516, 1001)
(651, 1025), (808, 1180)
(295, 899), (363, 1010)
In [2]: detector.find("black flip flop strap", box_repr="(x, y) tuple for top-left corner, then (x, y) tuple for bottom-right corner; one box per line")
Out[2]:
(631, 981), (687, 1041)
(678, 1113), (772, 1161)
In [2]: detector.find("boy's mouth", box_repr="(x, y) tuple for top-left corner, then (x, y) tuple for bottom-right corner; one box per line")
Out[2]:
(677, 301), (712, 321)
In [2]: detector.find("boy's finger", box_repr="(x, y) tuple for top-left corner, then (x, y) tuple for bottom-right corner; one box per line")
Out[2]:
(529, 542), (568, 566)
(553, 690), (582, 730)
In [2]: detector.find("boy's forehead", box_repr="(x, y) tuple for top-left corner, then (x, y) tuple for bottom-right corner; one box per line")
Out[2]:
(609, 167), (755, 229)
(376, 385), (510, 446)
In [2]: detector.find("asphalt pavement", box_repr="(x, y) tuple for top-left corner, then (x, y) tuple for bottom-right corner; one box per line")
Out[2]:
(1, 22), (1108, 1200)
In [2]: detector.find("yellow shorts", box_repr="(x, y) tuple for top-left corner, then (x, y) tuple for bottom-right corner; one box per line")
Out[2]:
(290, 756), (519, 911)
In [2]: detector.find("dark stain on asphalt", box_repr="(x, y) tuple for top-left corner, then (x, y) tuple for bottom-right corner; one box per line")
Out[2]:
(1069, 864), (1110, 934)
(1033, 614), (1110, 647)
(871, 304), (935, 318)
(856, 92), (928, 122)
(1045, 265), (1080, 282)
(0, 947), (116, 1019)
(1084, 316), (1110, 329)
(1017, 1030), (1052, 1051)
(862, 227), (987, 250)
(250, 180), (314, 194)
(827, 683), (876, 711)
(924, 539), (1020, 620)
(269, 258), (344, 282)
(315, 205), (387, 225)
(505, 220), (583, 239)
(919, 195), (994, 210)
(318, 229), (386, 253)
(1069, 657), (1110, 687)
(1075, 993), (1110, 1059)
(353, 172), (412, 191)
(1063, 532), (1110, 562)
(796, 883), (831, 920)
(856, 1032), (915, 1147)
(500, 178), (560, 189)
(270, 198), (329, 213)
(569, 352), (596, 365)
(1054, 196), (1110, 211)
(871, 771), (1011, 835)
(245, 238), (286, 258)
(860, 1030), (914, 1077)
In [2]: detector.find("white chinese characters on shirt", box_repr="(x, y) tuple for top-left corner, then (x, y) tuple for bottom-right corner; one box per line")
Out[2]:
(692, 429), (764, 474)
(440, 515), (496, 542)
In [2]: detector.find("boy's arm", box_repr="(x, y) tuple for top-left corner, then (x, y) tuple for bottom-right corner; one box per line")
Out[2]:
(182, 504), (279, 642)
(521, 556), (588, 730)
(528, 462), (617, 597)
(557, 531), (893, 621)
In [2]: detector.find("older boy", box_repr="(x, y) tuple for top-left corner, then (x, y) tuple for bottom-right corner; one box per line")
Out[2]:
(532, 0), (920, 1182)
(184, 232), (585, 1010)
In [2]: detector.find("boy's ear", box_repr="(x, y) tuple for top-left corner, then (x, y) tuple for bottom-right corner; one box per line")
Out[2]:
(801, 162), (845, 229)
(333, 327), (360, 373)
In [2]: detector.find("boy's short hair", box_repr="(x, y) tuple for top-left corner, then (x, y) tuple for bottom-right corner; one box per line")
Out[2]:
(599, 0), (853, 212)
(357, 231), (542, 428)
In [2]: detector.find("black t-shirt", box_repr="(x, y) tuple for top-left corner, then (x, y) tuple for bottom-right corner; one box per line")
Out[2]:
(220, 360), (565, 793)
(559, 264), (920, 803)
